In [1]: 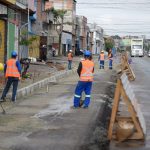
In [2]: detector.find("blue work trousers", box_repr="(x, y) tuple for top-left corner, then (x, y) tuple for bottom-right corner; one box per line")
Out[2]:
(74, 81), (92, 107)
(109, 59), (113, 69)
(100, 60), (104, 69)
(1, 77), (19, 101)
(68, 60), (72, 70)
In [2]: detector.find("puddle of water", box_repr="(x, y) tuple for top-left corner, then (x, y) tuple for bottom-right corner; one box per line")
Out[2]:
(33, 96), (72, 118)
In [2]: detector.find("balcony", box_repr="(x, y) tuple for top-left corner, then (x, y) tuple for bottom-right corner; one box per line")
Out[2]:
(5, 0), (16, 4)
(16, 0), (27, 9)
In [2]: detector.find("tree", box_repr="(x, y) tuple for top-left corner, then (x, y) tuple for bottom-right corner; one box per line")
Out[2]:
(47, 7), (67, 55)
(19, 30), (37, 58)
(104, 37), (115, 52)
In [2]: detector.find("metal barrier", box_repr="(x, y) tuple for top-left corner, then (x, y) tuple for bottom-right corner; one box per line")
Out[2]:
(108, 73), (146, 141)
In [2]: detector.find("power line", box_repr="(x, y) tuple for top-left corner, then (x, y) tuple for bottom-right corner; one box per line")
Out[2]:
(77, 2), (150, 5)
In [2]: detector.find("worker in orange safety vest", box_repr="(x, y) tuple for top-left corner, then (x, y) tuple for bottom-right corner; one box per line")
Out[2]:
(73, 50), (94, 108)
(0, 51), (21, 102)
(67, 50), (73, 70)
(98, 50), (105, 69)
(108, 49), (113, 69)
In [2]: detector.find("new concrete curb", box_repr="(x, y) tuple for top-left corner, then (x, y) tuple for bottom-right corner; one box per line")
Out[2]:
(10, 69), (76, 99)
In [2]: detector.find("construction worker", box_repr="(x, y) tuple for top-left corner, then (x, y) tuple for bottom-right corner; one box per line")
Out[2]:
(67, 50), (73, 70)
(73, 50), (94, 108)
(0, 51), (21, 102)
(108, 49), (113, 69)
(98, 50), (105, 69)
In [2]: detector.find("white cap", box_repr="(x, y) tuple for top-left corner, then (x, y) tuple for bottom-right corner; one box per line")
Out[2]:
(69, 50), (72, 52)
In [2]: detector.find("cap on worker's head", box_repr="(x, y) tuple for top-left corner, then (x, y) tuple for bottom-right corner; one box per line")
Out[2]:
(69, 50), (72, 52)
(84, 50), (91, 57)
(11, 51), (18, 57)
(101, 50), (104, 53)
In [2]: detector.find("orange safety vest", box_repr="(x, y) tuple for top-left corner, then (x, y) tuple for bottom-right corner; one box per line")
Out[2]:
(80, 60), (94, 82)
(108, 53), (113, 60)
(5, 59), (20, 78)
(100, 53), (105, 61)
(68, 53), (73, 60)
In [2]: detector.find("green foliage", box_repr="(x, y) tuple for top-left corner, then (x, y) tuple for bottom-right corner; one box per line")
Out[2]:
(19, 30), (37, 46)
(105, 42), (114, 52)
(105, 37), (115, 51)
(50, 7), (67, 20)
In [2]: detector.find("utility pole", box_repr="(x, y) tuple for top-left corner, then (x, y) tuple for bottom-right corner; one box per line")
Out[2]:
(58, 0), (65, 56)
(58, 15), (64, 56)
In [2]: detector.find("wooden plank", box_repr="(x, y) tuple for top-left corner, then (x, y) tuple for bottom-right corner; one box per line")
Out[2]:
(121, 84), (144, 139)
(121, 73), (146, 135)
(108, 79), (121, 140)
(116, 116), (133, 121)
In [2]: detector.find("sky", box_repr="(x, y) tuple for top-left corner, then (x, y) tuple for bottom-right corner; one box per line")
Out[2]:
(76, 0), (150, 38)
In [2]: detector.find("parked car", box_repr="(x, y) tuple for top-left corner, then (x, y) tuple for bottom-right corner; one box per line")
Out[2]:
(148, 51), (150, 57)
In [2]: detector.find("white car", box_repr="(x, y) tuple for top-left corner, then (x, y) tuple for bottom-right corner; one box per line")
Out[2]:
(148, 51), (150, 57)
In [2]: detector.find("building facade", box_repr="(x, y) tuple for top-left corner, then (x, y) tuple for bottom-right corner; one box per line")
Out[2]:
(45, 0), (76, 56)
(88, 23), (104, 54)
(75, 15), (88, 54)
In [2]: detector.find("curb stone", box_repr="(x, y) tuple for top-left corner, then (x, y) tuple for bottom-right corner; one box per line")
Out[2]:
(7, 69), (77, 99)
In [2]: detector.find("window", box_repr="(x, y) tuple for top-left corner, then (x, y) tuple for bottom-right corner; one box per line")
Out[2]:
(132, 45), (142, 49)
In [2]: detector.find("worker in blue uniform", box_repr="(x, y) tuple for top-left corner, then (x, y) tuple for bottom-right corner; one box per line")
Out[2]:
(73, 50), (94, 108)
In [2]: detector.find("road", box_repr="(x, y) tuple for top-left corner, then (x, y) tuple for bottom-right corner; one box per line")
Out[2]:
(0, 60), (115, 150)
(110, 56), (150, 150)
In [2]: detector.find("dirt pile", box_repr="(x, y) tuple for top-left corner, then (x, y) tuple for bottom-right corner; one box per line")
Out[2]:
(80, 73), (117, 150)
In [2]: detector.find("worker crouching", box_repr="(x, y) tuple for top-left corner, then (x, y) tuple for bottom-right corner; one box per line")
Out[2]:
(73, 50), (94, 108)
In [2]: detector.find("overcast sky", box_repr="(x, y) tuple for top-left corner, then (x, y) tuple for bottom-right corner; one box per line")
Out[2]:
(76, 0), (150, 38)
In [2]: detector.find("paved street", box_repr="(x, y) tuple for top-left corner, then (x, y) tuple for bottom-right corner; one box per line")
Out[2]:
(0, 61), (115, 150)
(110, 56), (150, 150)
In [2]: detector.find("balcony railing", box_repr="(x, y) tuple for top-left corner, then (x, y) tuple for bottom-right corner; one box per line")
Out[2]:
(16, 0), (27, 6)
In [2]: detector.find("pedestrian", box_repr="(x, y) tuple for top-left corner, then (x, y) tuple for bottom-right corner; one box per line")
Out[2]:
(0, 51), (21, 102)
(98, 50), (105, 69)
(108, 49), (113, 69)
(67, 50), (73, 70)
(73, 50), (94, 108)
(40, 45), (47, 62)
(52, 47), (56, 57)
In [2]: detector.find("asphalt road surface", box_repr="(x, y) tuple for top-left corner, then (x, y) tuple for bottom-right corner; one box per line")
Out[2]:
(110, 56), (150, 150)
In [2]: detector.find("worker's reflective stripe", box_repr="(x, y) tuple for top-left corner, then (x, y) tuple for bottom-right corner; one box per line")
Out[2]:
(85, 95), (91, 97)
(6, 71), (20, 75)
(81, 66), (93, 77)
(7, 66), (17, 69)
(74, 94), (81, 98)
(80, 60), (94, 82)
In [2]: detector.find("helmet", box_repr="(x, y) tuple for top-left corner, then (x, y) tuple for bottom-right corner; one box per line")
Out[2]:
(69, 50), (72, 52)
(11, 51), (18, 57)
(101, 50), (104, 53)
(84, 50), (91, 56)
